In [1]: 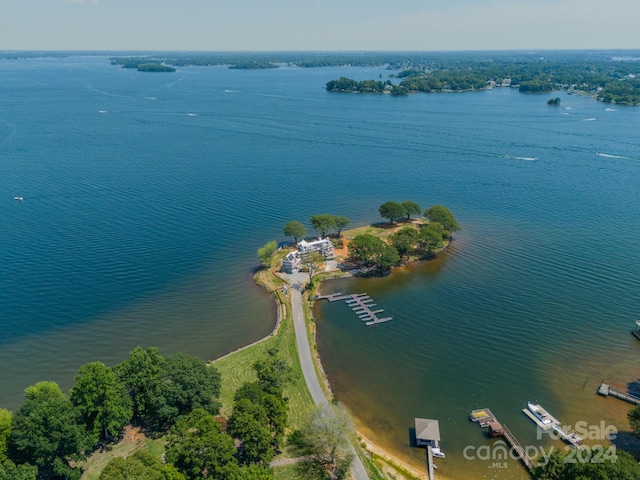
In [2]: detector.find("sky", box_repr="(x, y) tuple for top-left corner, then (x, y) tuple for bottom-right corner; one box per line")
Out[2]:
(0, 0), (638, 51)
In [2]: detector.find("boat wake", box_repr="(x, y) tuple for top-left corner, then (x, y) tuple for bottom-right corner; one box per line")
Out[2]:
(583, 117), (597, 121)
(505, 155), (538, 161)
(224, 89), (239, 93)
(596, 152), (629, 159)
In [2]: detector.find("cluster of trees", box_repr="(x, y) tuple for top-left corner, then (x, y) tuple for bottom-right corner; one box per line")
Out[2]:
(136, 63), (176, 73)
(162, 350), (291, 480)
(348, 205), (460, 272)
(325, 77), (407, 96)
(0, 347), (291, 480)
(531, 448), (640, 479)
(378, 200), (421, 223)
(283, 215), (351, 243)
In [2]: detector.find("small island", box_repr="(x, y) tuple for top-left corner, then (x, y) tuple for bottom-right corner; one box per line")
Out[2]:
(136, 63), (176, 72)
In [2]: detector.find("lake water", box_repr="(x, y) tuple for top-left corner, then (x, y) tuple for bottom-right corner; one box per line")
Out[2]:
(1, 56), (639, 478)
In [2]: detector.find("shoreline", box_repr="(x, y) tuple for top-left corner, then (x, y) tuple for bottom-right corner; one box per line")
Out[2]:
(217, 223), (456, 479)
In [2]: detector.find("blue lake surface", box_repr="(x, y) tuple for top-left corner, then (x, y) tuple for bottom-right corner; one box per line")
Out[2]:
(1, 56), (639, 478)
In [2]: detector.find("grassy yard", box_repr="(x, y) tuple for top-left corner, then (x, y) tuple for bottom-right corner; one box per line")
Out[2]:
(80, 427), (165, 480)
(342, 219), (426, 242)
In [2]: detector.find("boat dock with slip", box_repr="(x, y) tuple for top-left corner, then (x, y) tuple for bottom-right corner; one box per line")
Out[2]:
(469, 408), (535, 471)
(523, 402), (584, 448)
(315, 292), (393, 326)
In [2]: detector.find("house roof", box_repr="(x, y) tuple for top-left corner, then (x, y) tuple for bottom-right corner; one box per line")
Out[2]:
(415, 418), (440, 442)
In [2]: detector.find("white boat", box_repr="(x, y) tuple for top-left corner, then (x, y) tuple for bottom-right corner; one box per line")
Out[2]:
(432, 446), (446, 458)
(527, 402), (553, 425)
(14, 196), (23, 201)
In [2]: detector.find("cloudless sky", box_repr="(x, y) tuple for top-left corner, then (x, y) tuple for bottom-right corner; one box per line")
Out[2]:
(1, 0), (638, 51)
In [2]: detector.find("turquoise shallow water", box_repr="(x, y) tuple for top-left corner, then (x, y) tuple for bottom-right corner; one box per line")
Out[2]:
(1, 55), (640, 478)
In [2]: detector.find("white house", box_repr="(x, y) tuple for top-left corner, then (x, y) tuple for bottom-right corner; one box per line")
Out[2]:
(280, 238), (334, 273)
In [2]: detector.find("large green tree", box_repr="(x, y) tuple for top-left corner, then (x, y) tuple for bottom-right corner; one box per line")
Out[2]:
(424, 205), (461, 233)
(417, 223), (445, 257)
(389, 226), (419, 258)
(310, 214), (335, 237)
(70, 361), (133, 446)
(166, 409), (239, 480)
(9, 382), (89, 480)
(229, 399), (274, 465)
(348, 234), (385, 265)
(401, 201), (421, 220)
(297, 404), (354, 480)
(531, 448), (640, 479)
(378, 201), (405, 224)
(252, 349), (293, 392)
(333, 216), (351, 237)
(115, 346), (164, 423)
(257, 241), (277, 268)
(152, 353), (222, 430)
(283, 221), (306, 244)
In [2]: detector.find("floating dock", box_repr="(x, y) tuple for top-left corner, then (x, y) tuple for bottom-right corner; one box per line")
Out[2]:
(469, 408), (535, 471)
(315, 292), (392, 326)
(522, 403), (584, 448)
(598, 383), (640, 405)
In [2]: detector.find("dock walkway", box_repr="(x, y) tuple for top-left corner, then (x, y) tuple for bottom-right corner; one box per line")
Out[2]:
(470, 408), (535, 471)
(598, 383), (640, 405)
(315, 292), (392, 326)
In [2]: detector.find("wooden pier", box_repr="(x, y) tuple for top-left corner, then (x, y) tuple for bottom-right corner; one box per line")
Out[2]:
(469, 408), (535, 471)
(315, 292), (393, 326)
(598, 383), (640, 405)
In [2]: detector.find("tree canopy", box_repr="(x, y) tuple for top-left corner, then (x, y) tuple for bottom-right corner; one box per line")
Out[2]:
(9, 381), (89, 480)
(378, 201), (405, 224)
(70, 361), (133, 446)
(401, 201), (421, 220)
(99, 450), (185, 480)
(283, 220), (306, 243)
(333, 216), (351, 237)
(166, 409), (240, 480)
(257, 241), (278, 267)
(424, 205), (461, 233)
(310, 214), (336, 237)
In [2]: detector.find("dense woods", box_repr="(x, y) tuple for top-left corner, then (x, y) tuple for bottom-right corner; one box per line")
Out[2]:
(0, 348), (292, 480)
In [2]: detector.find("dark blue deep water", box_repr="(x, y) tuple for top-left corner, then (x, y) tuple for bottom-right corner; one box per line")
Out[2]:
(1, 56), (639, 478)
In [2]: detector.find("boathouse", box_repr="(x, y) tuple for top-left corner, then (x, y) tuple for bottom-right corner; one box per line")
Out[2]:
(415, 418), (441, 449)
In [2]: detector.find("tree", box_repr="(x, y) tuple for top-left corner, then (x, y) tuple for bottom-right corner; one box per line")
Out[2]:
(304, 250), (325, 281)
(166, 409), (240, 480)
(375, 245), (400, 273)
(401, 201), (421, 220)
(252, 349), (293, 391)
(115, 346), (164, 423)
(378, 201), (405, 224)
(310, 214), (335, 237)
(9, 382), (89, 480)
(70, 361), (133, 446)
(390, 227), (419, 259)
(257, 241), (277, 268)
(152, 353), (222, 430)
(417, 224), (444, 257)
(348, 234), (385, 265)
(298, 404), (354, 480)
(628, 404), (640, 436)
(239, 465), (274, 480)
(333, 216), (351, 237)
(0, 460), (37, 480)
(99, 450), (185, 480)
(283, 221), (306, 244)
(0, 409), (10, 461)
(424, 205), (461, 233)
(531, 448), (640, 479)
(229, 399), (274, 465)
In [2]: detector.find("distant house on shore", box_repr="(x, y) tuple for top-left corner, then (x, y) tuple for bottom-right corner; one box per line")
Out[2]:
(281, 237), (334, 273)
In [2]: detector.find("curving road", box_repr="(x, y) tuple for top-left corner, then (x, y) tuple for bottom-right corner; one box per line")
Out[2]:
(290, 283), (369, 480)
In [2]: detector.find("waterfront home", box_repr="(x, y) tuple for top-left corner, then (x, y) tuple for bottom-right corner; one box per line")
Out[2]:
(280, 237), (335, 273)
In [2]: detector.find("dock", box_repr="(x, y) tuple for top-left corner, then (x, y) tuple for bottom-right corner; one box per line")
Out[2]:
(522, 404), (584, 448)
(598, 383), (640, 405)
(315, 292), (393, 326)
(469, 408), (535, 471)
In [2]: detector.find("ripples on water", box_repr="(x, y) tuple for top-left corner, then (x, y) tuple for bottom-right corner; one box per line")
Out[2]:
(1, 57), (640, 478)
